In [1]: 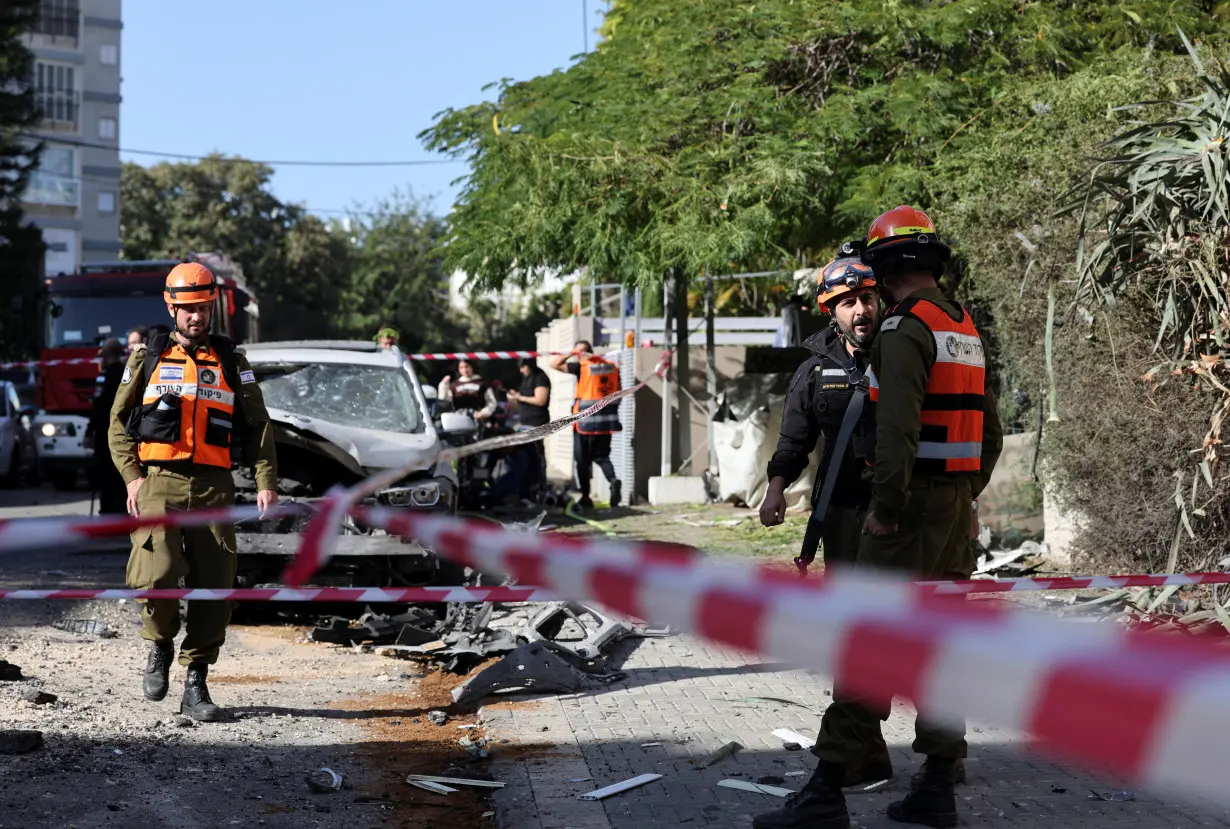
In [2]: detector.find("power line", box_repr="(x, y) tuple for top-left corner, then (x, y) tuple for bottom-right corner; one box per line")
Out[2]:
(21, 133), (462, 168)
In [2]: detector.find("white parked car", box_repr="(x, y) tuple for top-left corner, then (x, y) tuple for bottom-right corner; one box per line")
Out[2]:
(234, 340), (462, 587)
(0, 381), (39, 487)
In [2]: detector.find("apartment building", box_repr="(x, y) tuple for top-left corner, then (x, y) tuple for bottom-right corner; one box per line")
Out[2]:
(21, 0), (122, 276)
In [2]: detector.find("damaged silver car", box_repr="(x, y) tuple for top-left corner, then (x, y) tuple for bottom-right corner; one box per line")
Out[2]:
(232, 340), (463, 588)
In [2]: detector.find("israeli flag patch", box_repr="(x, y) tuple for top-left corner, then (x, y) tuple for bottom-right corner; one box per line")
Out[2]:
(239, 370), (256, 385)
(159, 365), (184, 382)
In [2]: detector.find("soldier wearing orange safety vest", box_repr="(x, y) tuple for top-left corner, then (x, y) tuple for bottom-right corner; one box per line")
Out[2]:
(754, 208), (1003, 829)
(550, 340), (623, 510)
(108, 262), (279, 723)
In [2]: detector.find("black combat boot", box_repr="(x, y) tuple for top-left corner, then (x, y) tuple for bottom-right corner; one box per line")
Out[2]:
(752, 760), (848, 829)
(180, 663), (222, 722)
(142, 640), (173, 701)
(609, 479), (622, 508)
(843, 733), (893, 787)
(908, 756), (965, 787)
(888, 756), (958, 827)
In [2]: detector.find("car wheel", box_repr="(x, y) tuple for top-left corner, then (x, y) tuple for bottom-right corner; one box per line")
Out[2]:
(50, 469), (76, 491)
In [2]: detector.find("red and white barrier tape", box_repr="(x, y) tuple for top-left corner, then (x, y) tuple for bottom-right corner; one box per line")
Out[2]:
(406, 517), (1230, 808)
(408, 350), (559, 361)
(0, 502), (307, 551)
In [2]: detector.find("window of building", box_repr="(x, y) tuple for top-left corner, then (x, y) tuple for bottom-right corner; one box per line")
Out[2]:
(24, 146), (78, 207)
(34, 62), (78, 126)
(42, 228), (78, 277)
(33, 1), (80, 40)
(98, 116), (117, 140)
(97, 191), (116, 214)
(99, 44), (118, 66)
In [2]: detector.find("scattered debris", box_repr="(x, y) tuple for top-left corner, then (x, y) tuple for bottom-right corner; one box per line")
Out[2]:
(51, 619), (118, 638)
(1052, 786), (1068, 794)
(0, 660), (23, 681)
(1089, 790), (1135, 802)
(785, 771), (807, 777)
(737, 696), (812, 710)
(695, 740), (743, 769)
(408, 780), (456, 794)
(640, 742), (663, 748)
(782, 742), (802, 751)
(672, 516), (749, 528)
(304, 768), (346, 794)
(718, 779), (796, 798)
(772, 728), (816, 750)
(172, 715), (197, 728)
(450, 640), (625, 706)
(758, 775), (786, 785)
(427, 711), (449, 726)
(578, 774), (664, 801)
(405, 775), (505, 789)
(0, 730), (43, 755)
(523, 601), (646, 660)
(19, 688), (56, 705)
(567, 777), (593, 784)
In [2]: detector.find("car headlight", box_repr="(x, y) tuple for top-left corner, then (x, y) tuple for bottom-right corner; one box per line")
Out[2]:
(39, 422), (75, 438)
(378, 479), (452, 509)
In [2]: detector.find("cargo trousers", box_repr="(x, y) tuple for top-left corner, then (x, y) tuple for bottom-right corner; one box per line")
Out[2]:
(125, 464), (237, 666)
(812, 476), (975, 766)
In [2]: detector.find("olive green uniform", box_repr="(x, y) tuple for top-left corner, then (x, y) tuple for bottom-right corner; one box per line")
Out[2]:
(813, 286), (1003, 767)
(108, 341), (278, 666)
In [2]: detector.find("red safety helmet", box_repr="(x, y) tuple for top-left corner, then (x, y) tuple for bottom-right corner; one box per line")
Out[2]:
(861, 205), (950, 276)
(816, 256), (877, 313)
(164, 262), (219, 305)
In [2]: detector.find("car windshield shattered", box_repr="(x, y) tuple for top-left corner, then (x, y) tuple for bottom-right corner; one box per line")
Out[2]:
(257, 363), (423, 433)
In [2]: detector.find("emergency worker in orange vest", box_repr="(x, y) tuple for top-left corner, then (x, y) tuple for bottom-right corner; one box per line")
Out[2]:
(753, 208), (1003, 829)
(549, 340), (623, 509)
(108, 262), (279, 722)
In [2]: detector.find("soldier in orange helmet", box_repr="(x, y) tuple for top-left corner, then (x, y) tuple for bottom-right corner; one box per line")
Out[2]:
(108, 262), (279, 722)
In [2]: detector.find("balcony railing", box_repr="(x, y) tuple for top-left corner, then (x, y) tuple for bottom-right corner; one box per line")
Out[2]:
(24, 172), (80, 207)
(32, 1), (80, 40)
(35, 90), (78, 127)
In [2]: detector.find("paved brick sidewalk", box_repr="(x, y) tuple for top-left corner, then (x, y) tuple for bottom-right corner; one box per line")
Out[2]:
(482, 631), (1230, 829)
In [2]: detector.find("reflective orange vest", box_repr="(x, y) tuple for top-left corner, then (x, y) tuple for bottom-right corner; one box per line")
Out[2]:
(573, 356), (622, 435)
(868, 298), (985, 474)
(137, 341), (237, 468)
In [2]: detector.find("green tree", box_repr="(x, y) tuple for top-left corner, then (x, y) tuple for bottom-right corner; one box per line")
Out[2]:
(120, 157), (350, 340)
(423, 0), (1219, 293)
(0, 0), (44, 357)
(338, 191), (465, 352)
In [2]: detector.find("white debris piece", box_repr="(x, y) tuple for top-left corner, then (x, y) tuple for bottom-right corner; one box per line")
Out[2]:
(772, 728), (816, 749)
(578, 774), (664, 801)
(718, 779), (796, 798)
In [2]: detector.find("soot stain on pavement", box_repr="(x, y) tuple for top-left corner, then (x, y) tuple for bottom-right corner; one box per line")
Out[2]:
(335, 663), (500, 827)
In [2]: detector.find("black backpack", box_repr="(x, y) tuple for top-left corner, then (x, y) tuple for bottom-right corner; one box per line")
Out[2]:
(139, 332), (250, 465)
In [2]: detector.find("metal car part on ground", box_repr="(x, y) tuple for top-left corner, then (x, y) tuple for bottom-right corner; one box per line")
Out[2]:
(450, 640), (626, 706)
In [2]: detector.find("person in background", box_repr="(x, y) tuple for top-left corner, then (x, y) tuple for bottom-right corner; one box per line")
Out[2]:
(550, 341), (623, 509)
(438, 359), (498, 421)
(128, 326), (147, 348)
(85, 337), (128, 514)
(509, 357), (552, 498)
(375, 326), (400, 350)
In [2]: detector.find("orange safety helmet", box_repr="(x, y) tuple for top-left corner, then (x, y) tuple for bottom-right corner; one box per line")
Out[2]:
(815, 256), (877, 313)
(861, 205), (950, 275)
(164, 262), (219, 305)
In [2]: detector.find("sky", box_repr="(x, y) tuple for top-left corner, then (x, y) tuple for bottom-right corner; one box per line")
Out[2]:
(119, 0), (608, 219)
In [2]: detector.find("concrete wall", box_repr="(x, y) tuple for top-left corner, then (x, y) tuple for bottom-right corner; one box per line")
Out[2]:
(976, 431), (1044, 534)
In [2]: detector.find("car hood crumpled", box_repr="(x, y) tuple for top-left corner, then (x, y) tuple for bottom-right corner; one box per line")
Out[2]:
(266, 407), (439, 474)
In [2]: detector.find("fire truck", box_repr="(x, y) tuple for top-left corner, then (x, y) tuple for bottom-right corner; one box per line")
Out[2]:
(35, 252), (259, 489)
